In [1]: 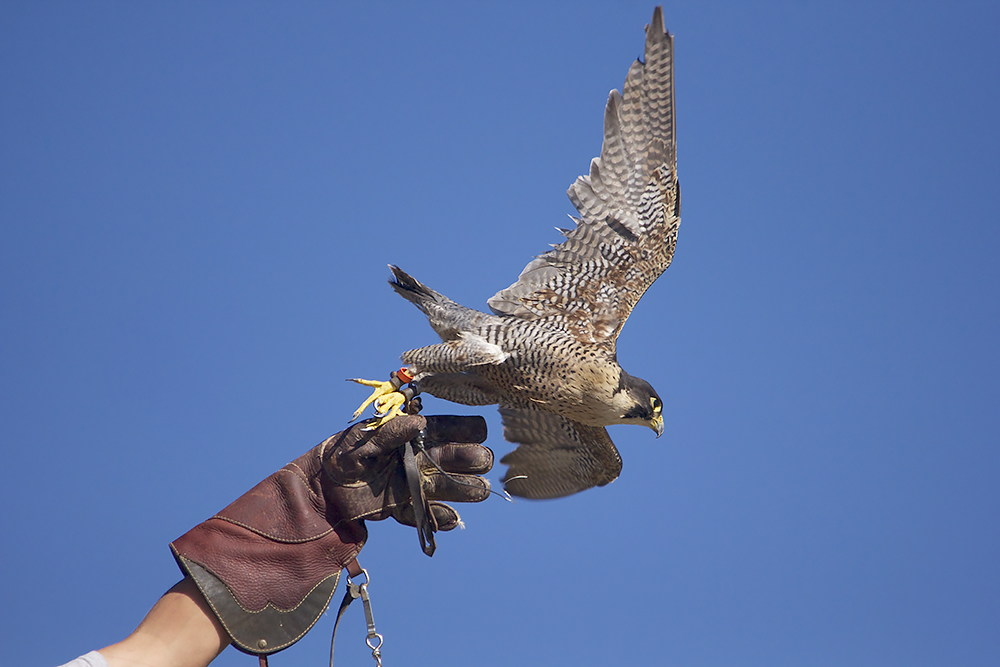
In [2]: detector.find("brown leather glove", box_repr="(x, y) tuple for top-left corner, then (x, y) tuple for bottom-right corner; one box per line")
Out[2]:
(170, 415), (491, 657)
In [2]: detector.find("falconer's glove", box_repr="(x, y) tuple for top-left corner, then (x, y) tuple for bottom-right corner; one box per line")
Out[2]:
(170, 415), (491, 658)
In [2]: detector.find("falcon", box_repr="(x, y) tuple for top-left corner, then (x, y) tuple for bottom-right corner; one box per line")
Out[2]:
(351, 7), (679, 499)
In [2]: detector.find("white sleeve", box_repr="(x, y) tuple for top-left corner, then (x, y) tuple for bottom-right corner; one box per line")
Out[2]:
(55, 651), (109, 667)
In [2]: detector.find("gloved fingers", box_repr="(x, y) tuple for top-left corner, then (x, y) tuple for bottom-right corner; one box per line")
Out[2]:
(393, 501), (464, 532)
(367, 414), (426, 453)
(421, 471), (491, 503)
(332, 416), (486, 464)
(422, 415), (488, 446)
(429, 502), (463, 531)
(331, 415), (427, 467)
(420, 442), (494, 475)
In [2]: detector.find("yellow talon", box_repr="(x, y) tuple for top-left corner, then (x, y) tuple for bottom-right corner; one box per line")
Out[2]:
(367, 391), (407, 428)
(348, 377), (406, 424)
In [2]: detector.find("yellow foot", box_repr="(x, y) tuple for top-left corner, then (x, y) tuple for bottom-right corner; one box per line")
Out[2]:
(348, 377), (407, 427)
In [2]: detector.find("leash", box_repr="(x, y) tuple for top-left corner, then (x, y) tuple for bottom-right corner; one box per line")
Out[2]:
(255, 559), (381, 667)
(324, 425), (436, 666)
(403, 430), (437, 556)
(329, 559), (383, 667)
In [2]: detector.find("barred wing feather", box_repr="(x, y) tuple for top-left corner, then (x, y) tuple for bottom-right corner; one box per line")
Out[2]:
(487, 7), (679, 351)
(499, 405), (622, 499)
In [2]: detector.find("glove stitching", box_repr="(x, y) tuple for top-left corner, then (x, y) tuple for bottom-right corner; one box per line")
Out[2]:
(281, 462), (312, 486)
(211, 515), (335, 544)
(218, 570), (339, 615)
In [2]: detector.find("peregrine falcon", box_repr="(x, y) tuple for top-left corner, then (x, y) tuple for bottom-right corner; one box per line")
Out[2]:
(352, 7), (679, 499)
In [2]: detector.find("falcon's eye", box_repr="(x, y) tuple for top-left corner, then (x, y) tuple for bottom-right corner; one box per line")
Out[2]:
(650, 397), (662, 415)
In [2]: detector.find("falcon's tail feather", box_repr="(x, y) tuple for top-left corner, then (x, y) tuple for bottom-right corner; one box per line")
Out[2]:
(388, 265), (446, 315)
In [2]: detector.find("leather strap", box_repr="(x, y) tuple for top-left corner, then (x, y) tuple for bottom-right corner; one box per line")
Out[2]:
(329, 580), (357, 667)
(345, 558), (363, 578)
(403, 432), (436, 556)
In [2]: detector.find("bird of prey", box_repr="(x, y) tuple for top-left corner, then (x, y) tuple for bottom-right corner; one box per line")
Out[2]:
(351, 7), (679, 499)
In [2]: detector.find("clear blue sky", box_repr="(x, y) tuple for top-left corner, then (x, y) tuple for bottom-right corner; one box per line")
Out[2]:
(3, 2), (998, 665)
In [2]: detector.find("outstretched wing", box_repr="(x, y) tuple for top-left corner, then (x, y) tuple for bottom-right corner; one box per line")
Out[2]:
(498, 405), (622, 499)
(488, 7), (679, 351)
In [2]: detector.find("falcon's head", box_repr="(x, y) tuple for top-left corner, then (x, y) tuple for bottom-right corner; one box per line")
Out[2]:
(614, 373), (665, 437)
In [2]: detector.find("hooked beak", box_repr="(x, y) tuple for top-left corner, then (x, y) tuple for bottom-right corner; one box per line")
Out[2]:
(650, 414), (664, 438)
